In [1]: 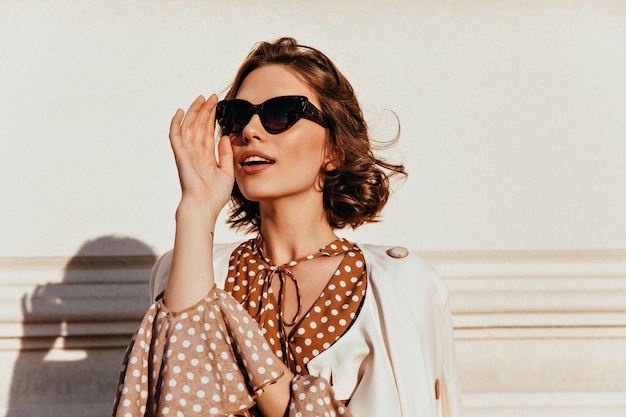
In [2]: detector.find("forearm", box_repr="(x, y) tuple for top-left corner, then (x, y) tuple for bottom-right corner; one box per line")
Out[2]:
(164, 200), (218, 312)
(255, 362), (294, 417)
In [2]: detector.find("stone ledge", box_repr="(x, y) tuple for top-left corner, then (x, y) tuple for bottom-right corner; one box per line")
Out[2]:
(463, 392), (626, 417)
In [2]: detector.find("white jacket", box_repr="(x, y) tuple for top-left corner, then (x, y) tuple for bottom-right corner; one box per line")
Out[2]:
(150, 242), (463, 417)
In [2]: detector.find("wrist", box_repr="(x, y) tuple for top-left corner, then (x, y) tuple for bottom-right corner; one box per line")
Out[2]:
(175, 199), (219, 231)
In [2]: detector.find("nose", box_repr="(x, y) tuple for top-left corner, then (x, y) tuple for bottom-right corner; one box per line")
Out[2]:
(241, 114), (265, 143)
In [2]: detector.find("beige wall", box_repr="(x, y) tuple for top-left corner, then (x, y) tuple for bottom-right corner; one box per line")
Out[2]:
(1, 1), (625, 416)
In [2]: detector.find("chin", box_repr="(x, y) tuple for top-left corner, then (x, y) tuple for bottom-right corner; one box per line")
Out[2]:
(236, 185), (275, 202)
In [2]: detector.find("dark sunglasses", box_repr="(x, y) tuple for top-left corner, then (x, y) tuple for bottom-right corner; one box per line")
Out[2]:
(216, 95), (328, 135)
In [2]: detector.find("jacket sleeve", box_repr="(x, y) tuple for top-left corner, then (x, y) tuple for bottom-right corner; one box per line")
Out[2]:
(440, 296), (463, 417)
(148, 250), (173, 302)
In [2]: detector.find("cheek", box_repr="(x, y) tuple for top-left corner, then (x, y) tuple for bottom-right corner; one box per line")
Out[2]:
(296, 131), (328, 163)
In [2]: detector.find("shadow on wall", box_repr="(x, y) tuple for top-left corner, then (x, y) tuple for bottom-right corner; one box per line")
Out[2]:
(6, 236), (156, 417)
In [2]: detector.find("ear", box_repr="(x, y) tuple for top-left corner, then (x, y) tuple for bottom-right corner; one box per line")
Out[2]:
(322, 145), (340, 171)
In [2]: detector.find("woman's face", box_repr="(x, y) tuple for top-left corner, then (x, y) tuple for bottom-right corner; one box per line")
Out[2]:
(230, 64), (330, 205)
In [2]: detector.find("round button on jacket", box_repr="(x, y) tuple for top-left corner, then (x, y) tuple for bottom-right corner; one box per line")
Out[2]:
(386, 246), (409, 259)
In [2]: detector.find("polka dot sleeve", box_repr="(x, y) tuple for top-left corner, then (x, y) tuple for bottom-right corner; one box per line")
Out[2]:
(288, 375), (350, 417)
(112, 287), (284, 417)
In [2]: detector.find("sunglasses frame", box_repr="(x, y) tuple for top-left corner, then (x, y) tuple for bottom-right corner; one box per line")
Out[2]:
(216, 95), (328, 135)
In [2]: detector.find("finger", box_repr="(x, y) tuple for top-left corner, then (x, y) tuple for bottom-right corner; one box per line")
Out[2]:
(194, 94), (218, 146)
(216, 134), (234, 174)
(181, 95), (207, 143)
(169, 108), (185, 149)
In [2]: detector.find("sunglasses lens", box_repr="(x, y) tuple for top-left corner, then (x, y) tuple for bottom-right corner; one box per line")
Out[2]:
(262, 97), (304, 134)
(217, 101), (249, 134)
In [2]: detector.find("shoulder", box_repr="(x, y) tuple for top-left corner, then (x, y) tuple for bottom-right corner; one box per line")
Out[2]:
(357, 242), (450, 302)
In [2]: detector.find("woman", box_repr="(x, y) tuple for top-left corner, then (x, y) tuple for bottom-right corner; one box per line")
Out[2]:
(113, 37), (463, 417)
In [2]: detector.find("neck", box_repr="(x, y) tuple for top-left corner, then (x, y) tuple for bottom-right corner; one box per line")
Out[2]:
(258, 197), (337, 265)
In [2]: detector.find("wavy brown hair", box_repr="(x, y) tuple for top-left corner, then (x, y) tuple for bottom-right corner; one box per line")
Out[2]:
(224, 37), (406, 232)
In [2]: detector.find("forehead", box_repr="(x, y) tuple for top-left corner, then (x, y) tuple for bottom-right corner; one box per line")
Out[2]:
(235, 64), (320, 106)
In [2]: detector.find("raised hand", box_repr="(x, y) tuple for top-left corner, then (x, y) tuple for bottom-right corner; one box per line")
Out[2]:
(165, 94), (235, 312)
(169, 94), (234, 220)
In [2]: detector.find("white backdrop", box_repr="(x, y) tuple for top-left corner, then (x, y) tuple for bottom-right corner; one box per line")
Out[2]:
(2, 0), (625, 258)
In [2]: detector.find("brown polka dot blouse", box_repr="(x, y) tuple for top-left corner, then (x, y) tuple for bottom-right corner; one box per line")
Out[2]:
(224, 236), (368, 375)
